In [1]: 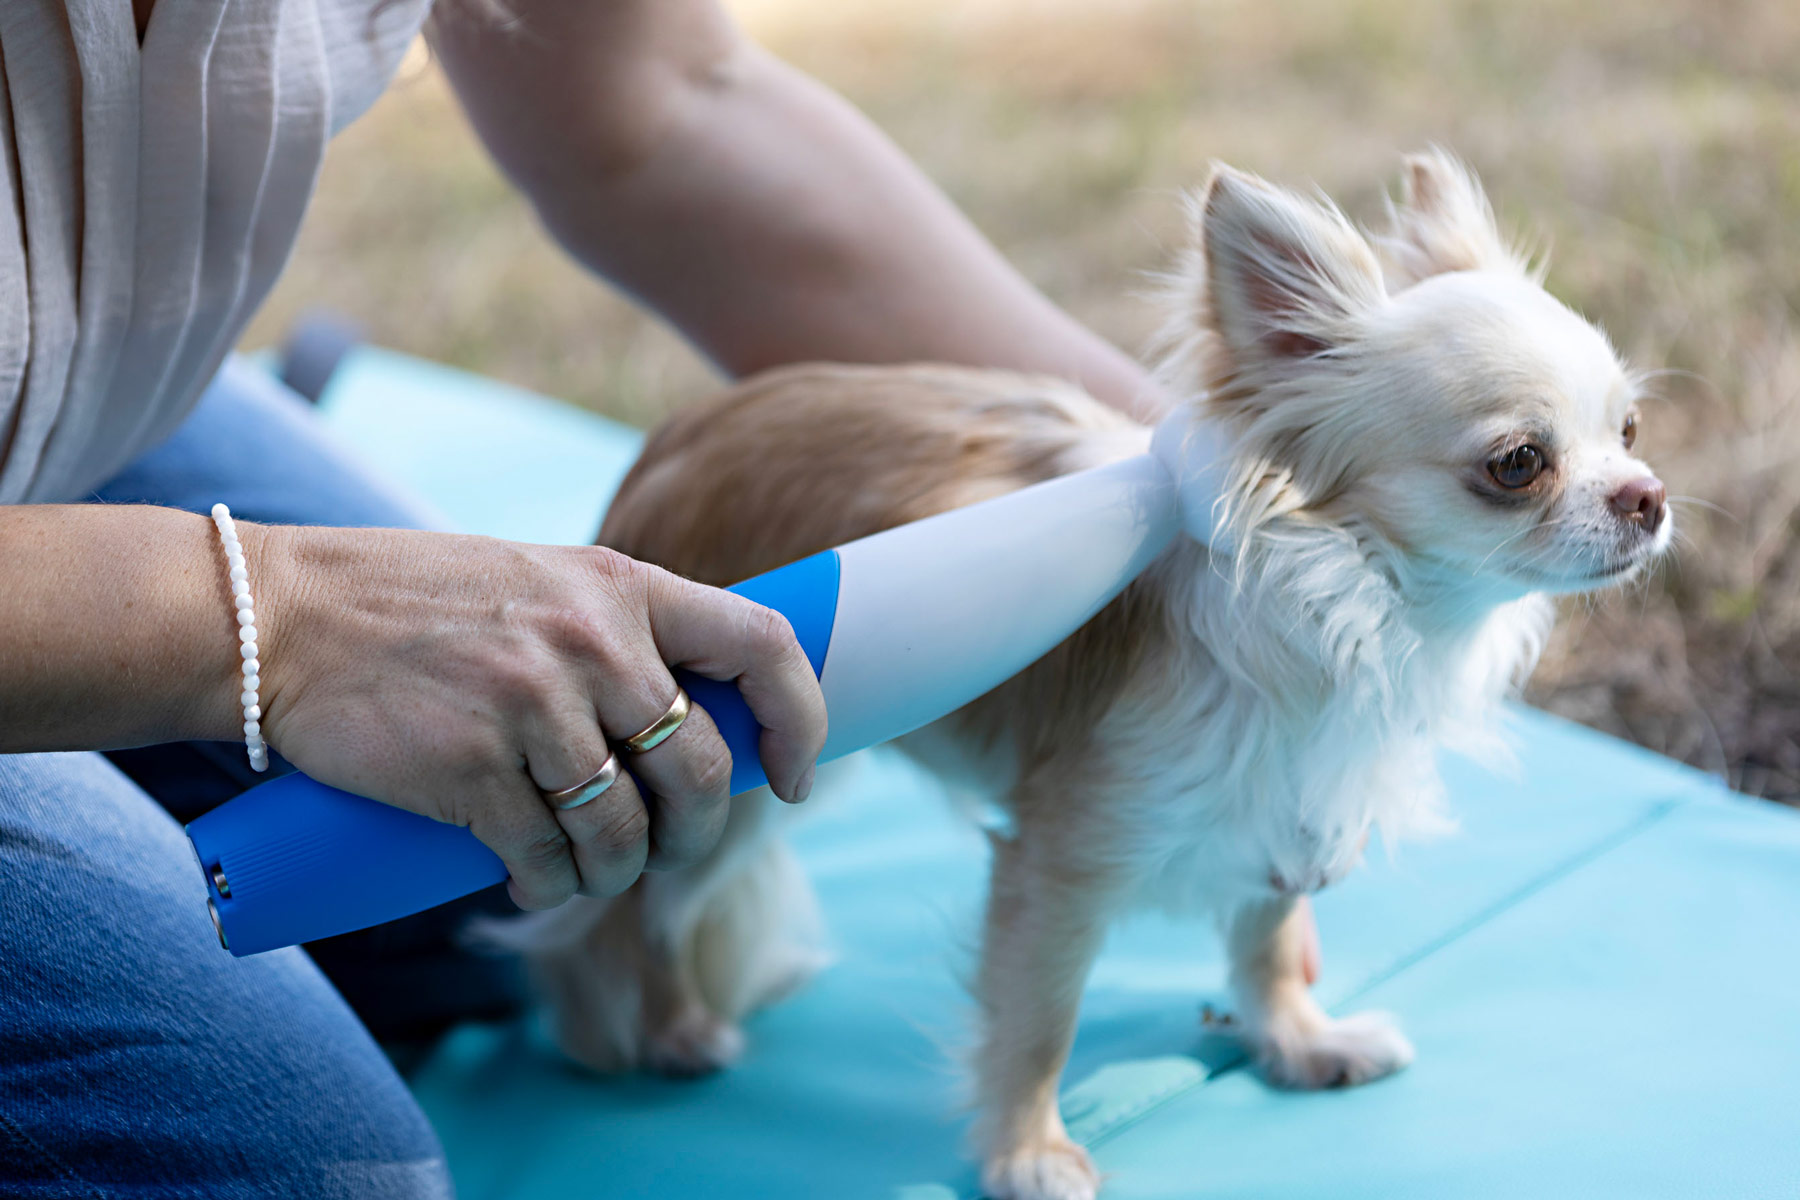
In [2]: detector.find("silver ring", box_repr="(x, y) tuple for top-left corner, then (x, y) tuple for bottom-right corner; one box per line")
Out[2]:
(542, 752), (622, 810)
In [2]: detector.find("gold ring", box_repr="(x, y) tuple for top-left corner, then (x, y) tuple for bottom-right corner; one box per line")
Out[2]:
(623, 687), (690, 754)
(542, 752), (622, 810)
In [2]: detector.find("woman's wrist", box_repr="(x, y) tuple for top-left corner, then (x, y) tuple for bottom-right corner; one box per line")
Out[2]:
(240, 520), (425, 759)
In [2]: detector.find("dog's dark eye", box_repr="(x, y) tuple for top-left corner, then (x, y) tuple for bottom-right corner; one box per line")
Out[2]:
(1621, 411), (1638, 450)
(1488, 444), (1545, 489)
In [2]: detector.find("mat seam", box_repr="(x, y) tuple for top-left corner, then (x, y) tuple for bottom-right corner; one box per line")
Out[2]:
(1327, 792), (1693, 1010)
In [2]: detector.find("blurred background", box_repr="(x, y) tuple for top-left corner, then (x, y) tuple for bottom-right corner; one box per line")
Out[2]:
(244, 0), (1800, 804)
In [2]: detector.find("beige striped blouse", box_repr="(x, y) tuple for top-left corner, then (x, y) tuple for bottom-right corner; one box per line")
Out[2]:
(0, 0), (431, 502)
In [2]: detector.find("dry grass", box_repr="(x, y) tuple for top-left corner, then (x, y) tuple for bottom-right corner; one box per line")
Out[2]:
(245, 0), (1800, 801)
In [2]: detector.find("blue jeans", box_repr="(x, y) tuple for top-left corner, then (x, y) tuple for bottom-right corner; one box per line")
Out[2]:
(0, 361), (498, 1197)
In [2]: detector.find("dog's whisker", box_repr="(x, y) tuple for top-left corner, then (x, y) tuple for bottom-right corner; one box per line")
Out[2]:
(1666, 495), (1735, 520)
(1471, 514), (1587, 579)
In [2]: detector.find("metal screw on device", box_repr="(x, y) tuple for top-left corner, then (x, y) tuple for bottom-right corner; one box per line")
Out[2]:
(207, 864), (232, 949)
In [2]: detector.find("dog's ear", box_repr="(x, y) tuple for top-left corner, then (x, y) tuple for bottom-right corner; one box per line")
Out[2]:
(1197, 165), (1386, 375)
(1380, 149), (1527, 286)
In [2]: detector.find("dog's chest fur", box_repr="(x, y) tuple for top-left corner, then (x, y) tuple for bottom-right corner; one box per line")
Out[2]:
(935, 530), (1555, 917)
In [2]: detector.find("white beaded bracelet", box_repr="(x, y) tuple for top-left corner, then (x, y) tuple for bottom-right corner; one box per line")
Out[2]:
(210, 503), (268, 772)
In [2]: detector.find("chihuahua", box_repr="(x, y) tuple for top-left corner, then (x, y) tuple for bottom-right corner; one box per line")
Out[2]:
(500, 151), (1671, 1200)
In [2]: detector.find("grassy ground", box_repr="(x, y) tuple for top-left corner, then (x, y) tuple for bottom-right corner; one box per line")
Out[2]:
(246, 0), (1800, 802)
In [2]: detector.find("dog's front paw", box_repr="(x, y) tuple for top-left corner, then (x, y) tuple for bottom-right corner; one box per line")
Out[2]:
(981, 1138), (1100, 1200)
(1252, 1009), (1414, 1090)
(641, 1006), (746, 1077)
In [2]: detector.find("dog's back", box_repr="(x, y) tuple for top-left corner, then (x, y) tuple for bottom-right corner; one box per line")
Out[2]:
(600, 362), (1148, 587)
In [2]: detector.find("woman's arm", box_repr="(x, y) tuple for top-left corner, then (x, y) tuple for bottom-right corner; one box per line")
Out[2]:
(0, 505), (825, 909)
(428, 0), (1165, 421)
(0, 505), (247, 749)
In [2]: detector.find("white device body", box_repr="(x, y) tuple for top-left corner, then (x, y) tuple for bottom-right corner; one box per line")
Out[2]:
(814, 411), (1231, 760)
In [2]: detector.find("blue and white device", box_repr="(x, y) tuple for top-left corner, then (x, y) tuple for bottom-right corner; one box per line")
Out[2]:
(186, 415), (1231, 955)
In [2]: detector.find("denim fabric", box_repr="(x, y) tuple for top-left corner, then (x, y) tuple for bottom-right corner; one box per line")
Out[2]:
(88, 357), (455, 531)
(0, 751), (453, 1198)
(1, 360), (504, 1196)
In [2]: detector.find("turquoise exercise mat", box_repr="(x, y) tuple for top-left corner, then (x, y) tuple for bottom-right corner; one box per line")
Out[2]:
(314, 345), (643, 546)
(308, 347), (1800, 1198)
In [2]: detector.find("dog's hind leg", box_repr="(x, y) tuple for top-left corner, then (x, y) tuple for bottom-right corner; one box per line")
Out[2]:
(507, 787), (827, 1076)
(1225, 894), (1414, 1090)
(639, 802), (828, 1074)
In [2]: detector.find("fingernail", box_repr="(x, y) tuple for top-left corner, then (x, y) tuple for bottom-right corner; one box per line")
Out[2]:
(794, 764), (816, 803)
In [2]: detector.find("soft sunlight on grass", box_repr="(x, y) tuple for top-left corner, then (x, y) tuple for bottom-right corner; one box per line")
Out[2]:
(244, 0), (1800, 800)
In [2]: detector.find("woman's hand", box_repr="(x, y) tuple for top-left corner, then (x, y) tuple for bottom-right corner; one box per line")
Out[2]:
(249, 523), (826, 911)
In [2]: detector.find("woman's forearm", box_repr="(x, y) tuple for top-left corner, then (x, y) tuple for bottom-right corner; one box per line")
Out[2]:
(0, 505), (249, 751)
(540, 48), (1162, 416)
(431, 3), (1164, 420)
(1, 504), (827, 905)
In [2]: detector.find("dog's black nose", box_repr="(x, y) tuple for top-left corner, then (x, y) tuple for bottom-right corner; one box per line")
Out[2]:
(1610, 475), (1667, 535)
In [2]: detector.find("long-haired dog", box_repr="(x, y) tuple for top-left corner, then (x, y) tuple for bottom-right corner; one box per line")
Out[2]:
(499, 152), (1672, 1200)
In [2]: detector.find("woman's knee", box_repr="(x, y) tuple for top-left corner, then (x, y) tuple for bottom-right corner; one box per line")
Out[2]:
(0, 752), (451, 1198)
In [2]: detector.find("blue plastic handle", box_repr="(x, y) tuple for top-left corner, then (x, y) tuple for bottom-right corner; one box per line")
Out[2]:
(187, 549), (840, 955)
